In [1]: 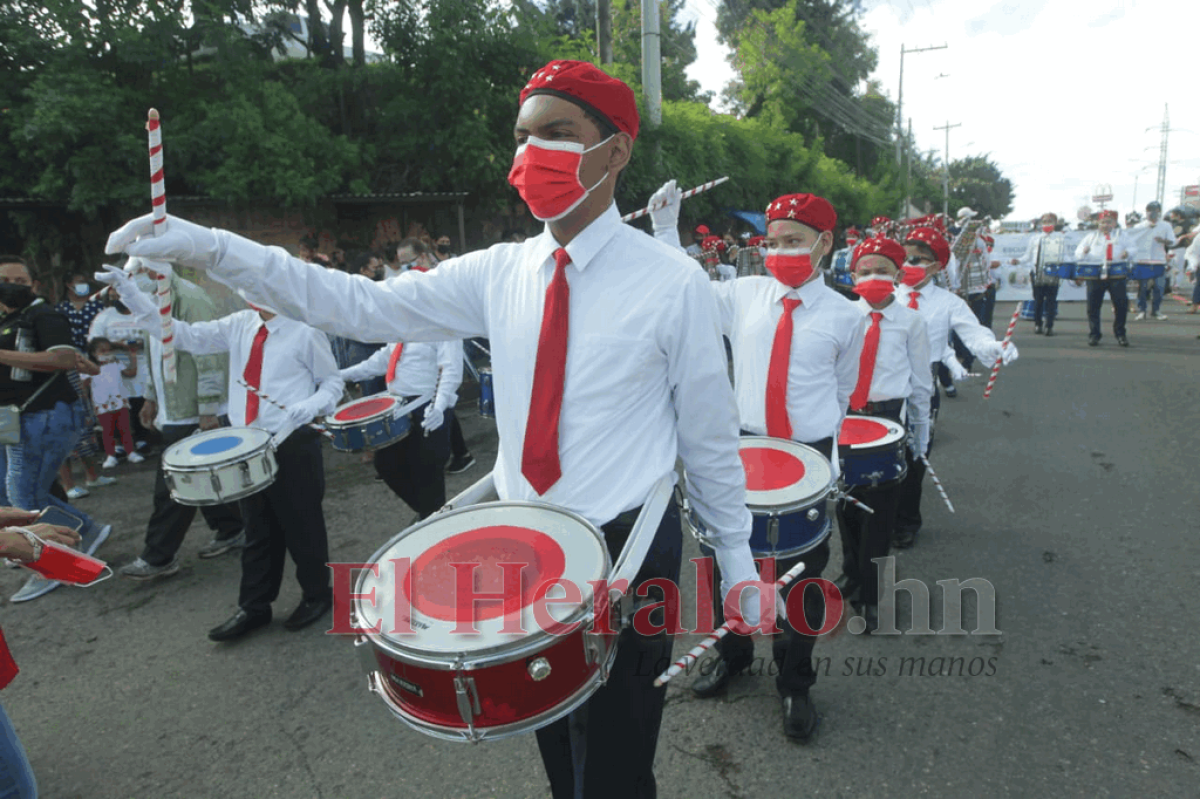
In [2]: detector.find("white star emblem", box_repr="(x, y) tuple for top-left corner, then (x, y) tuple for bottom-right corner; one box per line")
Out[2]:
(788, 209), (797, 218)
(552, 64), (563, 70)
(545, 75), (553, 82)
(789, 198), (798, 206)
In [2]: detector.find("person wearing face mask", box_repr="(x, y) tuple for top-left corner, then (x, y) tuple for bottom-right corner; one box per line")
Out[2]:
(892, 229), (1017, 548)
(104, 59), (768, 798)
(835, 236), (932, 631)
(1133, 201), (1176, 321)
(1011, 213), (1065, 335)
(433, 235), (455, 263)
(0, 256), (114, 602)
(651, 188), (864, 740)
(1074, 210), (1133, 347)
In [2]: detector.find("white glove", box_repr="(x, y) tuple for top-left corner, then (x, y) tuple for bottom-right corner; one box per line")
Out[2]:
(911, 422), (930, 458)
(421, 403), (445, 434)
(648, 179), (682, 236)
(1000, 341), (1019, 365)
(943, 357), (969, 381)
(106, 213), (221, 270)
(724, 579), (785, 634)
(979, 341), (1005, 364)
(284, 397), (324, 428)
(93, 266), (158, 327)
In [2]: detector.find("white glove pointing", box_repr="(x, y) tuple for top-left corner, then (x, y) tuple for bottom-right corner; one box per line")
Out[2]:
(648, 179), (682, 236)
(106, 213), (221, 270)
(93, 266), (159, 327)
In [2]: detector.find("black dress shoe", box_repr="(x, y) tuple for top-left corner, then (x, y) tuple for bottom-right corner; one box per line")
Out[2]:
(782, 693), (819, 743)
(943, 385), (957, 398)
(208, 609), (271, 642)
(691, 658), (740, 699)
(892, 528), (917, 549)
(1088, 335), (1100, 346)
(284, 597), (333, 631)
(833, 574), (861, 605)
(1116, 335), (1129, 347)
(1044, 328), (1054, 337)
(1034, 322), (1043, 334)
(862, 604), (880, 634)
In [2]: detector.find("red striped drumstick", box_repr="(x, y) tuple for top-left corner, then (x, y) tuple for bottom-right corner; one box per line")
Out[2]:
(235, 377), (335, 440)
(653, 559), (807, 688)
(920, 455), (955, 514)
(621, 177), (730, 223)
(147, 109), (177, 383)
(983, 304), (1021, 400)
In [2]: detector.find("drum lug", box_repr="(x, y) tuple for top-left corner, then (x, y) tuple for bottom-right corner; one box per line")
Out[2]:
(454, 673), (482, 739)
(806, 508), (819, 522)
(238, 460), (253, 489)
(527, 657), (552, 682)
(209, 472), (222, 497)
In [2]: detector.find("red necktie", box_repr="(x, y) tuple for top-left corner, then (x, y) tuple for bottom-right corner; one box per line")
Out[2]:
(521, 248), (571, 494)
(1105, 234), (1113, 262)
(849, 312), (883, 411)
(385, 343), (405, 384)
(908, 291), (920, 310)
(766, 297), (802, 439)
(243, 323), (269, 424)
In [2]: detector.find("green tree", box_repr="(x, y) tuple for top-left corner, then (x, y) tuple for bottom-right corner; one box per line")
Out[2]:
(948, 155), (1014, 219)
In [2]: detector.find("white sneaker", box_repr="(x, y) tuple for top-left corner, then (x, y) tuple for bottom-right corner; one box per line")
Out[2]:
(127, 452), (145, 464)
(66, 486), (90, 500)
(1154, 312), (1169, 320)
(87, 475), (118, 488)
(1134, 311), (1146, 321)
(101, 455), (120, 469)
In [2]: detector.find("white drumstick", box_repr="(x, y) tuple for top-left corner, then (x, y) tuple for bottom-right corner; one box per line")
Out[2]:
(620, 176), (730, 223)
(653, 559), (807, 688)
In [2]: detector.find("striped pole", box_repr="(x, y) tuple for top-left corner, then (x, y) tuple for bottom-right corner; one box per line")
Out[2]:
(621, 176), (730, 223)
(235, 377), (335, 440)
(983, 304), (1021, 400)
(920, 455), (955, 514)
(653, 559), (807, 688)
(147, 109), (177, 383)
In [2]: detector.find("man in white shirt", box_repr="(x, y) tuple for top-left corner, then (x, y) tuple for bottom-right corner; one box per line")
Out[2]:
(98, 267), (345, 641)
(1133, 201), (1176, 320)
(1011, 213), (1065, 335)
(340, 338), (463, 520)
(1074, 210), (1134, 346)
(105, 59), (766, 799)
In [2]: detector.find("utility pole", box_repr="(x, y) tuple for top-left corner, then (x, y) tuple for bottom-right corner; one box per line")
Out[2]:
(895, 43), (947, 166)
(597, 0), (612, 65)
(904, 118), (913, 218)
(641, 0), (662, 128)
(1154, 104), (1168, 207)
(934, 121), (961, 218)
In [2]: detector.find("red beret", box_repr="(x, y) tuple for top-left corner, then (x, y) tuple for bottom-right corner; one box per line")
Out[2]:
(747, 235), (765, 247)
(905, 227), (951, 267)
(520, 60), (640, 140)
(695, 224), (711, 236)
(852, 236), (907, 270)
(766, 194), (837, 232)
(870, 216), (892, 229)
(701, 235), (726, 253)
(1098, 209), (1117, 221)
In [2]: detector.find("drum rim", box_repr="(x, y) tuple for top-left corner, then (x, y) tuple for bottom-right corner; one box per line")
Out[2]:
(327, 393), (402, 428)
(162, 427), (274, 469)
(838, 416), (907, 450)
(739, 437), (834, 511)
(748, 518), (832, 559)
(355, 501), (611, 667)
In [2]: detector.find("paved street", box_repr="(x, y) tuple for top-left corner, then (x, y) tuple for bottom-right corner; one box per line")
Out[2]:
(3, 299), (1198, 798)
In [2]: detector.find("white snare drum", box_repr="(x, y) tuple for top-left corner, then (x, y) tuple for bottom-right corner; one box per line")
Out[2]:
(161, 427), (277, 506)
(353, 502), (618, 743)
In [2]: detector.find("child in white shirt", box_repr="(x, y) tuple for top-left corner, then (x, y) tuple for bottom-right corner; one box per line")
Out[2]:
(84, 338), (144, 468)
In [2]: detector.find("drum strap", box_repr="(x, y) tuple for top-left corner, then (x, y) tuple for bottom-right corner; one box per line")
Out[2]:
(609, 473), (675, 603)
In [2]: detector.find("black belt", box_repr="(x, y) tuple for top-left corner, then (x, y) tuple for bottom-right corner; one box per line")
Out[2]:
(851, 399), (905, 418)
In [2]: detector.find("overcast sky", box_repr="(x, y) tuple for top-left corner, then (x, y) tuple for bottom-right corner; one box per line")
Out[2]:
(683, 0), (1200, 222)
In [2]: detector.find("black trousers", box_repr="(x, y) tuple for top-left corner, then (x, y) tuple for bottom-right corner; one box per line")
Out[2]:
(896, 365), (938, 534)
(238, 431), (331, 615)
(535, 500), (682, 799)
(447, 409), (470, 460)
(1086, 278), (1129, 339)
(373, 403), (450, 519)
(708, 437), (832, 697)
(141, 422), (243, 567)
(838, 407), (904, 607)
(1032, 284), (1060, 328)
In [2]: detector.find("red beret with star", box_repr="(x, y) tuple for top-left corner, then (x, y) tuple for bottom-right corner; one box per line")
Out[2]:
(905, 226), (951, 267)
(701, 235), (727, 253)
(520, 60), (640, 140)
(852, 236), (907, 271)
(747, 235), (765, 247)
(871, 216), (892, 229)
(1098, 209), (1117, 221)
(765, 194), (837, 232)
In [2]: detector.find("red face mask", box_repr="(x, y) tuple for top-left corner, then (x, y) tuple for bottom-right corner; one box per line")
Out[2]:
(765, 248), (816, 287)
(1042, 225), (1055, 234)
(23, 541), (108, 585)
(853, 274), (897, 305)
(507, 135), (611, 221)
(900, 265), (928, 286)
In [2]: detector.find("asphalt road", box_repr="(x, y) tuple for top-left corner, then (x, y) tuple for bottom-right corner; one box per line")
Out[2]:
(3, 299), (1198, 798)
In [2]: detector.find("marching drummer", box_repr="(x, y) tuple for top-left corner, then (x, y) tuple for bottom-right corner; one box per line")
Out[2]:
(338, 338), (463, 522)
(1074, 209), (1133, 347)
(104, 60), (769, 798)
(894, 227), (1017, 548)
(96, 265), (345, 641)
(651, 187), (864, 741)
(839, 236), (932, 631)
(1011, 212), (1064, 335)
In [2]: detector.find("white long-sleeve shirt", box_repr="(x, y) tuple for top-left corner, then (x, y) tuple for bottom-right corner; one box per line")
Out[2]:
(210, 202), (758, 591)
(896, 282), (1000, 364)
(171, 310), (344, 435)
(852, 298), (933, 430)
(1075, 229), (1134, 263)
(1134, 219), (1176, 263)
(88, 307), (147, 398)
(340, 340), (462, 412)
(711, 276), (864, 445)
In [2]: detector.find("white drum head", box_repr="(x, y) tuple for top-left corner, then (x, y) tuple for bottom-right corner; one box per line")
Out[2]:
(163, 427), (272, 468)
(356, 503), (608, 659)
(739, 437), (833, 512)
(839, 416), (906, 450)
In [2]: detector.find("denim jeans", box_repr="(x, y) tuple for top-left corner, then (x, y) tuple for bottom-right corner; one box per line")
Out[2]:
(0, 702), (36, 798)
(1136, 276), (1165, 314)
(1, 400), (99, 534)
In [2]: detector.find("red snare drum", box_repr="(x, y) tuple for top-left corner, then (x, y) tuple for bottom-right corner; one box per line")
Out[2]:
(353, 503), (618, 742)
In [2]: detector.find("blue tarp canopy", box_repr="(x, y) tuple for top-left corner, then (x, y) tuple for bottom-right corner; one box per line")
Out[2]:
(725, 210), (766, 234)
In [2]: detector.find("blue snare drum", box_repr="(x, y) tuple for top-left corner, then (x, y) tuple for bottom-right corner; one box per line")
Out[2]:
(831, 249), (854, 289)
(1074, 261), (1129, 280)
(838, 416), (908, 489)
(1045, 262), (1074, 279)
(1129, 262), (1165, 280)
(479, 367), (495, 419)
(1019, 300), (1036, 321)
(326, 394), (411, 452)
(739, 438), (833, 558)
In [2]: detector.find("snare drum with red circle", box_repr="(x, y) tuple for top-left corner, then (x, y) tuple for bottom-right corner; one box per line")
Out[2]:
(352, 503), (619, 743)
(838, 416), (908, 489)
(325, 393), (411, 452)
(739, 437), (834, 558)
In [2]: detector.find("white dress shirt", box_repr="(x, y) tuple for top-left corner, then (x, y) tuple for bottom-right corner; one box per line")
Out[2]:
(88, 307), (147, 398)
(210, 203), (758, 590)
(340, 340), (463, 411)
(170, 310), (344, 435)
(1075, 230), (1134, 263)
(896, 282), (1000, 364)
(1134, 219), (1176, 263)
(853, 298), (933, 430)
(711, 276), (864, 445)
